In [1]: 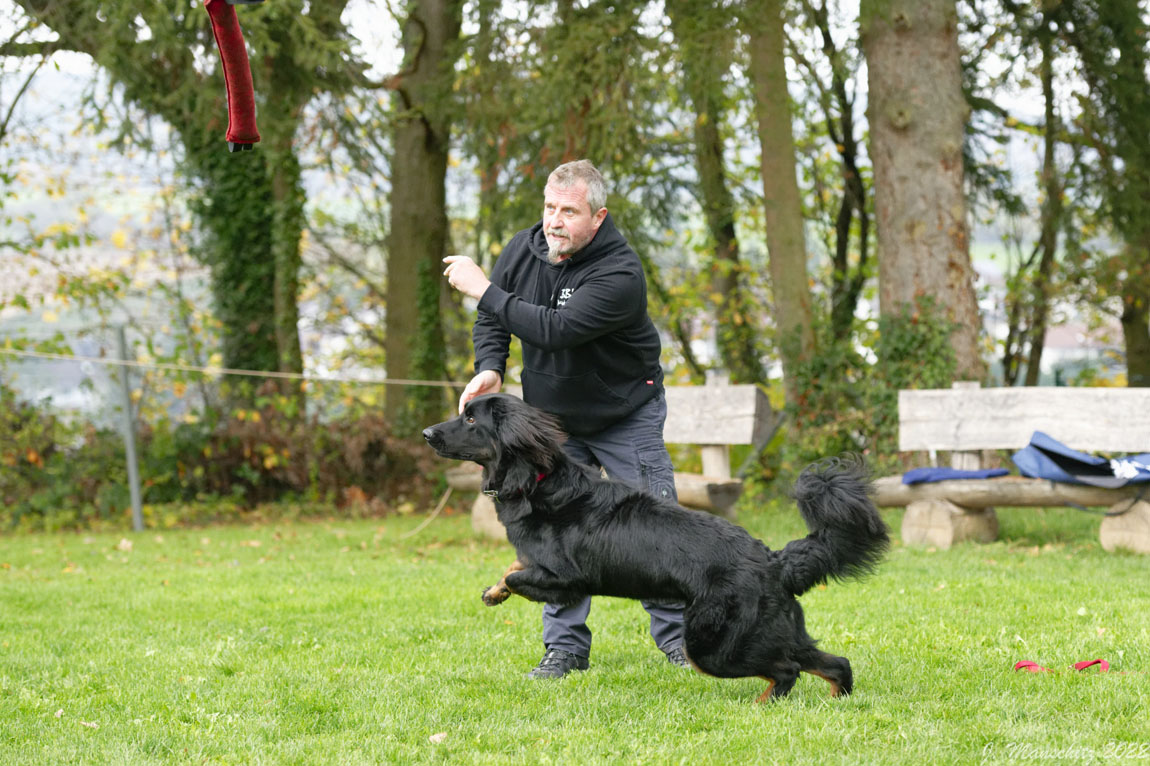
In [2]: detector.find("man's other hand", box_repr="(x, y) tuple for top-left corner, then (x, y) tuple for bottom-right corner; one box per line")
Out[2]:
(459, 370), (502, 413)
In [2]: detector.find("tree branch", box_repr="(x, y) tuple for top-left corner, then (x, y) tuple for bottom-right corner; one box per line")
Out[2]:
(0, 56), (46, 143)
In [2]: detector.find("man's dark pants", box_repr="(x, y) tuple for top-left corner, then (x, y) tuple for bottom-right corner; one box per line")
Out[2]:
(541, 391), (686, 659)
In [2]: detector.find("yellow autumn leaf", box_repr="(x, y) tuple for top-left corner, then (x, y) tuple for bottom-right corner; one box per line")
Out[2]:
(42, 311), (59, 323)
(111, 229), (129, 249)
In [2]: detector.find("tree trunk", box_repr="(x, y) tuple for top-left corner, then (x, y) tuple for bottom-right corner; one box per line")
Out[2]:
(385, 0), (462, 429)
(472, 0), (505, 272)
(669, 0), (764, 385)
(187, 146), (280, 376)
(1022, 28), (1061, 386)
(801, 0), (871, 343)
(861, 0), (985, 382)
(1122, 275), (1150, 387)
(745, 0), (815, 404)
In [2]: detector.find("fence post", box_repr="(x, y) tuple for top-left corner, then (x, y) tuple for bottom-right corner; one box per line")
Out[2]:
(116, 326), (144, 531)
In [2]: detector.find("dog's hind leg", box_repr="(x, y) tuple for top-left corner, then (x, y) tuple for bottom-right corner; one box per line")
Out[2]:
(800, 650), (853, 697)
(482, 559), (525, 606)
(755, 660), (800, 703)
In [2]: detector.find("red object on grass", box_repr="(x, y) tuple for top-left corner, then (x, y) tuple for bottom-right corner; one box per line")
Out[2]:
(1014, 659), (1110, 673)
(204, 0), (262, 151)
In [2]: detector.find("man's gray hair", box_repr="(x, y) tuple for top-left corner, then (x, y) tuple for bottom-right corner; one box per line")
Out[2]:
(548, 160), (607, 213)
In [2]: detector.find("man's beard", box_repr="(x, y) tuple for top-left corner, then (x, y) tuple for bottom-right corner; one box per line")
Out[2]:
(547, 241), (564, 264)
(546, 231), (573, 264)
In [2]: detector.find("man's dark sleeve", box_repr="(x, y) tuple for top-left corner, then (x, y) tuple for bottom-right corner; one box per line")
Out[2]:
(476, 263), (644, 352)
(472, 248), (513, 377)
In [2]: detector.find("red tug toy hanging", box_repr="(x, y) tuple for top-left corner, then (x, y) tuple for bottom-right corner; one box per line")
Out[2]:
(204, 0), (264, 152)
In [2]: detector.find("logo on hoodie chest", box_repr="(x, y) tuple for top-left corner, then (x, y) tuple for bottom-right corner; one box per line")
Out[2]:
(556, 287), (575, 307)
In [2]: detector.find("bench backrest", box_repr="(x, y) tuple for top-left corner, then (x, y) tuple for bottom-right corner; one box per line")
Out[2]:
(899, 385), (1150, 453)
(504, 384), (775, 447)
(502, 383), (775, 479)
(663, 385), (774, 446)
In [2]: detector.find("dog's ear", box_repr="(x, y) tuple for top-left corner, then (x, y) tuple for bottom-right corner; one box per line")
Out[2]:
(480, 458), (538, 524)
(489, 396), (566, 473)
(479, 396), (566, 516)
(492, 495), (533, 525)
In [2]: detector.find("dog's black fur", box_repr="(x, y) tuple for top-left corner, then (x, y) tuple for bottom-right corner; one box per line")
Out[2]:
(423, 393), (890, 700)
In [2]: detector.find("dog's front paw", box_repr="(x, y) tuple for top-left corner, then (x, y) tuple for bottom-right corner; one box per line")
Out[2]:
(482, 585), (509, 606)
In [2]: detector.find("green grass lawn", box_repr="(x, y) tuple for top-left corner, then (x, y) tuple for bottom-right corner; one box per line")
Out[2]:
(2, 502), (1148, 765)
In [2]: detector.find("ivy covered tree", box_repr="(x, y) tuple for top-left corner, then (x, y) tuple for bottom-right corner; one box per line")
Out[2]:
(6, 0), (368, 398)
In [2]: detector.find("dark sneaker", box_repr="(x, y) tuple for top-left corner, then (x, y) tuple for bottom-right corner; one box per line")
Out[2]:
(526, 648), (589, 679)
(665, 646), (691, 668)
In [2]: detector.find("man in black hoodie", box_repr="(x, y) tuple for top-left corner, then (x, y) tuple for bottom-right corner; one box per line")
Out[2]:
(443, 160), (688, 679)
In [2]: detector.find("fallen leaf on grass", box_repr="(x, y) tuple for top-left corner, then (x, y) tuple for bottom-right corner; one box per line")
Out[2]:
(116, 539), (133, 553)
(429, 732), (448, 744)
(240, 540), (262, 548)
(80, 721), (98, 729)
(55, 709), (63, 719)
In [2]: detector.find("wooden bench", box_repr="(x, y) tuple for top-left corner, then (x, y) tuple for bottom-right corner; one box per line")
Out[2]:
(446, 384), (777, 540)
(873, 382), (1150, 553)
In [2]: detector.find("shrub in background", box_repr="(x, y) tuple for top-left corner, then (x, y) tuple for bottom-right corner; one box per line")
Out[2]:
(778, 295), (958, 478)
(0, 379), (439, 532)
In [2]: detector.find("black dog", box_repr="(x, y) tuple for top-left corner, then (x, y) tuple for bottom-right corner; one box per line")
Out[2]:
(423, 394), (889, 701)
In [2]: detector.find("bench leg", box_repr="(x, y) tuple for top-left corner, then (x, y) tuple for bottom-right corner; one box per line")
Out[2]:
(901, 499), (998, 549)
(470, 493), (508, 542)
(1100, 499), (1150, 554)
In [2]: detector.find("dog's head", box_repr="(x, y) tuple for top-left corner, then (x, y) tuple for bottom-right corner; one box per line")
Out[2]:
(423, 394), (567, 476)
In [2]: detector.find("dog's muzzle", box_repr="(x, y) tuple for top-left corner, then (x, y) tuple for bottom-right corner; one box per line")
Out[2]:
(422, 427), (444, 450)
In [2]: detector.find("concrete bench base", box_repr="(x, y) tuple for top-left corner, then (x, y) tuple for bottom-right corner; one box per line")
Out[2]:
(901, 500), (999, 549)
(1100, 500), (1150, 554)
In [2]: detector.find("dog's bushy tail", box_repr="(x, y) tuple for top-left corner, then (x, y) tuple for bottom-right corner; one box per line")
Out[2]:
(779, 455), (890, 597)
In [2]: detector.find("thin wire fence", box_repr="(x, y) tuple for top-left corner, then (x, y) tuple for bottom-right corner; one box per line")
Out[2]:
(0, 347), (467, 388)
(1, 331), (466, 531)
